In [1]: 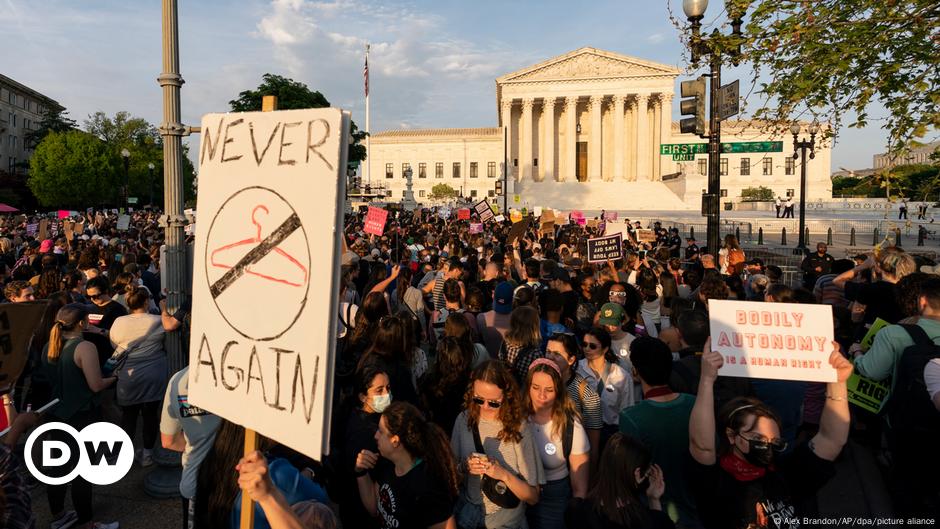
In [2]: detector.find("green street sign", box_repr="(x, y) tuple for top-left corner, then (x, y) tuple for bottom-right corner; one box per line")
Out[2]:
(661, 141), (784, 160)
(660, 143), (708, 156)
(720, 141), (783, 153)
(673, 153), (696, 161)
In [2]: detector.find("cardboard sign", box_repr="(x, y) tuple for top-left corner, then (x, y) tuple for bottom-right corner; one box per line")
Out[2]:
(587, 219), (598, 229)
(0, 302), (49, 386)
(64, 221), (75, 241)
(116, 215), (131, 231)
(457, 208), (471, 220)
(73, 221), (84, 235)
(38, 219), (49, 240)
(507, 217), (532, 245)
(555, 212), (568, 225)
(636, 229), (656, 244)
(708, 299), (837, 383)
(494, 214), (506, 223)
(473, 199), (495, 223)
(189, 107), (351, 460)
(469, 223), (483, 234)
(847, 373), (890, 414)
(364, 206), (388, 236)
(587, 233), (623, 263)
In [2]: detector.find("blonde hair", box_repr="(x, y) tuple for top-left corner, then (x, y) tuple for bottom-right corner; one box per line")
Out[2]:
(523, 361), (581, 440)
(877, 248), (916, 281)
(47, 304), (87, 362)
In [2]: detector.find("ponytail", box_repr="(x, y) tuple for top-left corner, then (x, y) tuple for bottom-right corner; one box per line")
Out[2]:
(47, 321), (64, 362)
(383, 401), (459, 500)
(46, 303), (88, 362)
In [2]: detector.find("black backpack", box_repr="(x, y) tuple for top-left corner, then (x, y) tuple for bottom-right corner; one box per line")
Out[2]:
(888, 324), (940, 432)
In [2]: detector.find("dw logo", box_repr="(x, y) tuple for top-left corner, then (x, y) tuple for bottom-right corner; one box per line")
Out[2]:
(24, 422), (134, 485)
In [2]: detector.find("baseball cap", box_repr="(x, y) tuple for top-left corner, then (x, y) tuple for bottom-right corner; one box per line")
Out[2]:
(598, 302), (625, 326)
(493, 281), (514, 314)
(39, 239), (54, 253)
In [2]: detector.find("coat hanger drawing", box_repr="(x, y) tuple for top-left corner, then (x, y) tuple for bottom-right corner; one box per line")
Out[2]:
(210, 205), (308, 287)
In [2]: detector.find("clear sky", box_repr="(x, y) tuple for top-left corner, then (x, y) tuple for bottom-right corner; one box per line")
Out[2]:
(3, 0), (893, 172)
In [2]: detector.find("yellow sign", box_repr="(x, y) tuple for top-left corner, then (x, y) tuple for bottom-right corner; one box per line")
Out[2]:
(510, 210), (523, 223)
(513, 194), (521, 204)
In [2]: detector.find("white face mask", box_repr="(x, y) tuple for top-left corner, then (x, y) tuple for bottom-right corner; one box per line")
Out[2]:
(371, 393), (392, 413)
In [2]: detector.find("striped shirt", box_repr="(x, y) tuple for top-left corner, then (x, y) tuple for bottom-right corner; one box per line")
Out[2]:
(566, 372), (604, 430)
(813, 273), (849, 308)
(432, 271), (446, 311)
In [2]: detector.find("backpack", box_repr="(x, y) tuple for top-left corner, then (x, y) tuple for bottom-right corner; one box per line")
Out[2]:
(728, 249), (746, 275)
(888, 324), (940, 432)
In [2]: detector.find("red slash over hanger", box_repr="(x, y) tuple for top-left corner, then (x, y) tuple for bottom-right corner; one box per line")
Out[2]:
(210, 205), (308, 287)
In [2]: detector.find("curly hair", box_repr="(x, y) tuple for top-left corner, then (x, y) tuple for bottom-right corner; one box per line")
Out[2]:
(463, 360), (525, 443)
(383, 401), (459, 500)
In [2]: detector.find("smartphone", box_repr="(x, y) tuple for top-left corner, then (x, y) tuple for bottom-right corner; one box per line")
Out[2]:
(471, 452), (488, 461)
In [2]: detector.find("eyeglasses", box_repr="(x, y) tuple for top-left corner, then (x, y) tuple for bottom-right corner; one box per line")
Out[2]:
(609, 291), (627, 298)
(737, 433), (788, 453)
(582, 341), (600, 350)
(87, 292), (107, 300)
(472, 396), (502, 409)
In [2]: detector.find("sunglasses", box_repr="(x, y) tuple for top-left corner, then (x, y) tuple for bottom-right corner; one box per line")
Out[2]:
(87, 292), (107, 300)
(609, 291), (627, 297)
(472, 396), (502, 409)
(582, 341), (601, 350)
(738, 433), (788, 453)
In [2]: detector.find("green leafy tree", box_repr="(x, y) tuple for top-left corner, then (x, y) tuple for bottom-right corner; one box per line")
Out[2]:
(229, 73), (367, 164)
(28, 131), (120, 207)
(429, 183), (459, 202)
(740, 186), (773, 201)
(680, 1), (939, 156)
(25, 106), (77, 149)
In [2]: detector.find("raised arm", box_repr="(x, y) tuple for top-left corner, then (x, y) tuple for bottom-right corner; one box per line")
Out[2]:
(689, 337), (722, 465)
(810, 345), (853, 461)
(370, 265), (401, 295)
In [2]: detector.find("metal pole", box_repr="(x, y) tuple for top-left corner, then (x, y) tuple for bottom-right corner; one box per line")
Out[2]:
(503, 125), (508, 213)
(706, 57), (721, 261)
(797, 144), (808, 252)
(149, 165), (154, 207)
(123, 156), (130, 209)
(158, 0), (188, 373)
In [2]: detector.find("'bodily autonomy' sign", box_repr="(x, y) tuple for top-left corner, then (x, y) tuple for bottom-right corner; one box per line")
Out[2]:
(189, 108), (351, 460)
(708, 299), (836, 383)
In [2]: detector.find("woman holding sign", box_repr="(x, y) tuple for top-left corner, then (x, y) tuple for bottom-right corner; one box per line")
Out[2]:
(688, 338), (853, 529)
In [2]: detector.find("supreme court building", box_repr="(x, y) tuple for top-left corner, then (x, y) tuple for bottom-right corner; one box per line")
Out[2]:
(368, 47), (832, 211)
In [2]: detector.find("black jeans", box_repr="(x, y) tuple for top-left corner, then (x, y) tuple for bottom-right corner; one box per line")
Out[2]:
(119, 400), (161, 450)
(46, 409), (99, 524)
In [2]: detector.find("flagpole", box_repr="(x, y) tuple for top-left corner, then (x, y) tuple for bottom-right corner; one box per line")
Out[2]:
(365, 43), (371, 187)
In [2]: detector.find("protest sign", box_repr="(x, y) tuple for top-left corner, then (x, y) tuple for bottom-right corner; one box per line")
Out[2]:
(636, 229), (656, 244)
(847, 374), (890, 414)
(25, 223), (37, 237)
(708, 299), (836, 382)
(494, 214), (505, 223)
(510, 210), (523, 223)
(189, 107), (351, 461)
(457, 208), (471, 220)
(587, 219), (598, 229)
(506, 217), (532, 245)
(576, 217), (587, 226)
(57, 210), (70, 220)
(363, 206), (388, 236)
(64, 221), (75, 241)
(571, 210), (584, 221)
(607, 212), (618, 221)
(474, 199), (495, 222)
(587, 233), (623, 263)
(534, 206), (542, 218)
(73, 221), (84, 235)
(38, 219), (49, 240)
(116, 215), (131, 231)
(0, 302), (49, 386)
(859, 318), (890, 352)
(469, 223), (483, 234)
(438, 207), (451, 220)
(555, 212), (568, 225)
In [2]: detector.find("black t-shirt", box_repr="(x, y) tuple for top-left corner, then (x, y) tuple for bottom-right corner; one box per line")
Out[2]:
(565, 497), (675, 529)
(844, 281), (902, 324)
(691, 444), (835, 529)
(371, 457), (454, 529)
(668, 235), (682, 258)
(561, 289), (579, 325)
(685, 243), (700, 261)
(87, 300), (127, 330)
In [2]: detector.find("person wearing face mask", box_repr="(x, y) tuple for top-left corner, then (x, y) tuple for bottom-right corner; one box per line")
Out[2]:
(565, 433), (673, 529)
(688, 337), (853, 529)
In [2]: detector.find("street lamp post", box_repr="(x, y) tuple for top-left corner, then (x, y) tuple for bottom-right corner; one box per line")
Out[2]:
(121, 148), (131, 209)
(682, 0), (743, 260)
(147, 162), (155, 208)
(791, 122), (819, 253)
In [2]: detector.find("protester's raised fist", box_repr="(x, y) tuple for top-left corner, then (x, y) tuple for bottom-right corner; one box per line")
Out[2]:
(701, 337), (723, 382)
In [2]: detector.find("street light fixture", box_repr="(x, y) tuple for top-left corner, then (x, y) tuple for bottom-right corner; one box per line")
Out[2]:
(791, 122), (818, 253)
(120, 148), (131, 209)
(147, 162), (156, 208)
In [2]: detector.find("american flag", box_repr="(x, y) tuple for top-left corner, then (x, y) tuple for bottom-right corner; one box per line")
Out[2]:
(363, 52), (369, 97)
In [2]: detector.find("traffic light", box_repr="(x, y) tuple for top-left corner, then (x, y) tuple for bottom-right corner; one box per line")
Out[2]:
(495, 180), (503, 196)
(680, 76), (707, 137)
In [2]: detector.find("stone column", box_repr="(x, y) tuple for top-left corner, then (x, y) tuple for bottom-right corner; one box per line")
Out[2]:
(651, 94), (661, 181)
(564, 97), (577, 182)
(589, 95), (603, 181)
(635, 93), (650, 181)
(612, 94), (626, 181)
(521, 98), (534, 181)
(501, 99), (514, 180)
(542, 98), (556, 182)
(659, 92), (673, 181)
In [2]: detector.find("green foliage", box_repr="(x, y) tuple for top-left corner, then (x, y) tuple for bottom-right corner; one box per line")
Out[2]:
(429, 183), (459, 201)
(229, 73), (367, 163)
(740, 186), (773, 201)
(693, 1), (940, 157)
(28, 131), (120, 207)
(25, 106), (76, 149)
(831, 164), (940, 198)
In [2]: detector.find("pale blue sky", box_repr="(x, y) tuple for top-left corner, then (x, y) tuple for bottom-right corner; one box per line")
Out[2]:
(3, 0), (894, 171)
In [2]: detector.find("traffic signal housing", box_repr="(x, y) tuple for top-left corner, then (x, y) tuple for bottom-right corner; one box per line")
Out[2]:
(680, 76), (707, 137)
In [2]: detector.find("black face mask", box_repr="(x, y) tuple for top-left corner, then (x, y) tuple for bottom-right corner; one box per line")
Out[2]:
(742, 438), (774, 467)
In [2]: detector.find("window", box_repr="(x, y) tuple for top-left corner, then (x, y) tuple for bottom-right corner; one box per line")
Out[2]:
(533, 158), (538, 167)
(385, 163), (393, 179)
(720, 158), (728, 176)
(418, 163), (427, 178)
(435, 162), (443, 178)
(471, 190), (478, 198)
(720, 189), (728, 197)
(402, 162), (411, 177)
(402, 190), (407, 197)
(470, 162), (478, 178)
(740, 157), (750, 176)
(453, 162), (461, 178)
(785, 157), (794, 175)
(419, 190), (425, 197)
(787, 189), (795, 197)
(12, 114), (16, 128)
(487, 162), (496, 178)
(513, 158), (518, 167)
(697, 158), (707, 175)
(763, 158), (772, 175)
(386, 190), (392, 197)
(488, 190), (495, 197)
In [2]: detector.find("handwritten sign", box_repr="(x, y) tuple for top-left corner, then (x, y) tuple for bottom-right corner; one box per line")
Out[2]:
(607, 212), (618, 221)
(190, 107), (351, 460)
(510, 210), (523, 223)
(587, 233), (623, 263)
(636, 229), (656, 244)
(116, 215), (131, 231)
(26, 223), (37, 237)
(364, 206), (388, 236)
(469, 223), (483, 234)
(494, 214), (505, 223)
(457, 208), (471, 220)
(474, 199), (494, 223)
(576, 217), (587, 227)
(709, 299), (836, 382)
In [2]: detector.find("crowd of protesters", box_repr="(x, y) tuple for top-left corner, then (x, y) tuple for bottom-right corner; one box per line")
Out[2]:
(0, 204), (937, 529)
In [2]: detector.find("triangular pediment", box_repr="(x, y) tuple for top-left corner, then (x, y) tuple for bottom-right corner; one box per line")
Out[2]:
(496, 47), (680, 83)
